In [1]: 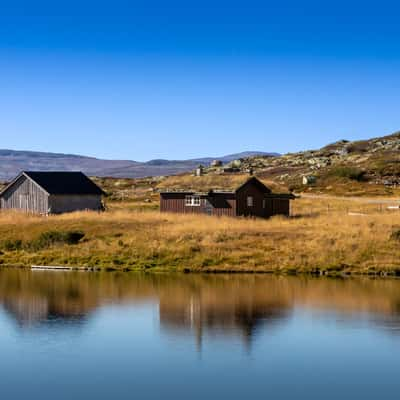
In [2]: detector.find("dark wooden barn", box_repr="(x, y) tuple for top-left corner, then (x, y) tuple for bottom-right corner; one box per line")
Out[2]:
(0, 171), (105, 215)
(160, 176), (294, 218)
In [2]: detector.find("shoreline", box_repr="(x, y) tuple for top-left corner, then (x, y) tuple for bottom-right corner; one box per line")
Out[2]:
(2, 264), (400, 278)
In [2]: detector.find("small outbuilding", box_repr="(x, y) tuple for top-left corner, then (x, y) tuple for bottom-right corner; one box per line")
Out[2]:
(160, 176), (294, 218)
(302, 175), (317, 185)
(0, 171), (105, 214)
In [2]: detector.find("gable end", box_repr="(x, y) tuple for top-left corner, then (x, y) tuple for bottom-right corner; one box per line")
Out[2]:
(235, 177), (272, 194)
(0, 172), (48, 198)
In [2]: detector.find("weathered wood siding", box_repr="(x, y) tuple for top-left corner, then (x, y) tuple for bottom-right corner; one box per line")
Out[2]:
(160, 193), (188, 213)
(0, 175), (48, 214)
(48, 195), (102, 214)
(160, 193), (236, 217)
(207, 193), (236, 217)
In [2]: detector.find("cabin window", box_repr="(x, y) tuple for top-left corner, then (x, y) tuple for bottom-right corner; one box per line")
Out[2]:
(247, 196), (254, 207)
(185, 195), (201, 207)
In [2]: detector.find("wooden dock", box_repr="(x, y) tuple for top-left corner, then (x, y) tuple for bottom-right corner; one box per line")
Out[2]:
(31, 265), (85, 271)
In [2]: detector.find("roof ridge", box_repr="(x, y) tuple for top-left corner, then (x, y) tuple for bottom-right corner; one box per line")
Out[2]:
(2, 171), (106, 196)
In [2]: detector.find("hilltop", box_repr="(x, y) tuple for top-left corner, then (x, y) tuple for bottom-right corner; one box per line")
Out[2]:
(197, 131), (400, 196)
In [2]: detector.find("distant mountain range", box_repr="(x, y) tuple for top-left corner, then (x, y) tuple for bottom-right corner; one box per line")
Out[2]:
(0, 149), (278, 181)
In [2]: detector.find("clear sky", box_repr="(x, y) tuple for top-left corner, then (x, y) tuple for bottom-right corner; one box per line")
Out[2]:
(1, 0), (400, 161)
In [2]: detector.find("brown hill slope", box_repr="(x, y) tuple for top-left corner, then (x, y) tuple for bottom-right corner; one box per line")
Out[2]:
(198, 131), (400, 196)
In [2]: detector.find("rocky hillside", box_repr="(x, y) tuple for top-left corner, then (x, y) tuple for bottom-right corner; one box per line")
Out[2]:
(200, 131), (400, 196)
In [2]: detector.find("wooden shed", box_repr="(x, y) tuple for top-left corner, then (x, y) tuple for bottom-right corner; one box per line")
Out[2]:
(160, 176), (294, 218)
(0, 171), (105, 215)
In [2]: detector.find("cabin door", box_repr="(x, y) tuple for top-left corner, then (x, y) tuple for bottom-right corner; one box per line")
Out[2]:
(264, 198), (273, 218)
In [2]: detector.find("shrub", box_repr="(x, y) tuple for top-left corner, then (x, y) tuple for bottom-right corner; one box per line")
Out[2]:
(30, 230), (85, 250)
(1, 239), (23, 251)
(390, 229), (400, 241)
(346, 141), (370, 153)
(329, 166), (366, 181)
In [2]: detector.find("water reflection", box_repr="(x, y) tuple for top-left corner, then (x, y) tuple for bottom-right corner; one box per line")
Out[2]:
(3, 270), (400, 400)
(1, 270), (400, 342)
(159, 282), (291, 351)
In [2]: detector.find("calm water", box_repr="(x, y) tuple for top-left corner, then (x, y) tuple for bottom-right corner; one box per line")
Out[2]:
(1, 271), (400, 399)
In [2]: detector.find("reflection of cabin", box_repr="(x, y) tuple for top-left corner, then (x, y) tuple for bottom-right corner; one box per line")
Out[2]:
(0, 171), (105, 214)
(159, 294), (289, 351)
(160, 176), (294, 218)
(2, 296), (89, 328)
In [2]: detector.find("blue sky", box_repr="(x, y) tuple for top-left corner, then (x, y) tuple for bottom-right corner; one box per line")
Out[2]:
(1, 0), (400, 161)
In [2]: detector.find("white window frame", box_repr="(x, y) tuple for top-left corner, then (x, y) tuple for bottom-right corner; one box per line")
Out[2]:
(185, 195), (201, 207)
(247, 196), (254, 207)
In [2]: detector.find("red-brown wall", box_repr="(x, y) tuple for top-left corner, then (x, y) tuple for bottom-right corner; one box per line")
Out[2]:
(160, 179), (292, 219)
(160, 193), (188, 213)
(160, 193), (236, 217)
(235, 181), (267, 217)
(207, 193), (236, 217)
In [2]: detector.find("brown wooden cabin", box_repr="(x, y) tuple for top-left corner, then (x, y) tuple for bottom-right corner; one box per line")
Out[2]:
(160, 176), (294, 218)
(0, 171), (105, 215)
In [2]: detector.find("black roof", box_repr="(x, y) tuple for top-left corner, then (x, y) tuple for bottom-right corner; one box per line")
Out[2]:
(160, 176), (272, 195)
(23, 171), (105, 195)
(235, 176), (272, 194)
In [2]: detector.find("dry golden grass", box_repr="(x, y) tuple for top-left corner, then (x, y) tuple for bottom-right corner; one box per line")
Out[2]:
(1, 197), (400, 273)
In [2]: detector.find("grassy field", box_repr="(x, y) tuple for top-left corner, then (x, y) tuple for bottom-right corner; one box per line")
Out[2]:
(1, 195), (400, 275)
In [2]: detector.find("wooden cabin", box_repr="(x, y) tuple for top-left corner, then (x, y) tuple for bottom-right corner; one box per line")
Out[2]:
(0, 171), (105, 214)
(160, 176), (294, 218)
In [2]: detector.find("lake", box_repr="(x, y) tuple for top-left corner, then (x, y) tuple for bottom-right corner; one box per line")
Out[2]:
(0, 270), (400, 399)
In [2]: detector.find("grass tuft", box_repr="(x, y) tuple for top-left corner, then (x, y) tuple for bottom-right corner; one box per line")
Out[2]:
(30, 230), (85, 250)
